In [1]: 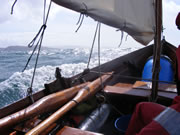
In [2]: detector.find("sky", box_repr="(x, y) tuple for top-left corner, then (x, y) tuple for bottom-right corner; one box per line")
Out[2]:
(0, 0), (180, 49)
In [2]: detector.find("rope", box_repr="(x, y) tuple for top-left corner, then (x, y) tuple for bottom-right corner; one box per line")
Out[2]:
(125, 34), (129, 41)
(90, 70), (176, 84)
(96, 24), (124, 116)
(97, 22), (104, 90)
(24, 0), (52, 103)
(76, 13), (83, 25)
(11, 0), (17, 15)
(23, 0), (52, 71)
(43, 0), (46, 23)
(87, 22), (99, 69)
(76, 21), (125, 115)
(75, 3), (88, 32)
(118, 31), (124, 47)
(22, 44), (38, 72)
(22, 25), (46, 72)
(71, 22), (100, 84)
(75, 14), (85, 32)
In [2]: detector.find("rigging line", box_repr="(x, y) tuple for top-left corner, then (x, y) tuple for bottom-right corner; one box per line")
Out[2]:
(97, 23), (124, 116)
(98, 23), (101, 67)
(22, 42), (39, 72)
(97, 29), (124, 115)
(29, 4), (51, 86)
(28, 25), (47, 48)
(93, 23), (124, 116)
(97, 23), (104, 90)
(125, 34), (129, 41)
(152, 0), (162, 74)
(29, 35), (44, 88)
(44, 0), (52, 25)
(27, 32), (44, 102)
(87, 22), (99, 69)
(118, 31), (124, 47)
(76, 13), (83, 25)
(23, 0), (52, 71)
(75, 14), (85, 32)
(11, 0), (17, 15)
(90, 70), (176, 84)
(75, 3), (88, 32)
(23, 25), (46, 72)
(27, 0), (52, 48)
(97, 24), (124, 116)
(25, 0), (52, 103)
(43, 0), (46, 24)
(71, 22), (99, 84)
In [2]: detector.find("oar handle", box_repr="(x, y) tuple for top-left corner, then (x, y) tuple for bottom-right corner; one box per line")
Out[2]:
(26, 72), (113, 135)
(0, 82), (88, 131)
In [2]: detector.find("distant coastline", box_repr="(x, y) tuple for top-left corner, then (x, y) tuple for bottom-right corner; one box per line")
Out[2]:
(0, 46), (51, 51)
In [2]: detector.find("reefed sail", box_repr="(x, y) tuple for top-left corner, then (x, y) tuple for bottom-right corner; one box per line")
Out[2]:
(52, 0), (155, 45)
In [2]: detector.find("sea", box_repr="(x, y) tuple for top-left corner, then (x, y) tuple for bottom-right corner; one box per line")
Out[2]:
(0, 46), (140, 109)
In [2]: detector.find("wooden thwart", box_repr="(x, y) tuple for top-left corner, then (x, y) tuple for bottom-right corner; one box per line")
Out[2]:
(104, 85), (150, 97)
(56, 126), (103, 135)
(104, 81), (177, 99)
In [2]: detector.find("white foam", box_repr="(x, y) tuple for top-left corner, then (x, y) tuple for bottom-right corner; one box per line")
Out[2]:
(27, 49), (57, 56)
(1, 47), (140, 92)
(0, 47), (140, 107)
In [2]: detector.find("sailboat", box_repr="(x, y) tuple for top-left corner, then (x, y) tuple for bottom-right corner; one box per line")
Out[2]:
(0, 0), (178, 134)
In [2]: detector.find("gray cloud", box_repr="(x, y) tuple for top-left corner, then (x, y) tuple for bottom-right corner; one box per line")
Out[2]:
(0, 1), (12, 23)
(0, 0), (179, 48)
(0, 0), (46, 24)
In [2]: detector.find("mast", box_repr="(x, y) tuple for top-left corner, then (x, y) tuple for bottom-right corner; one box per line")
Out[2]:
(151, 0), (162, 102)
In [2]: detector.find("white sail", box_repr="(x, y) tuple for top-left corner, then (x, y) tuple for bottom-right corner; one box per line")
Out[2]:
(52, 0), (155, 45)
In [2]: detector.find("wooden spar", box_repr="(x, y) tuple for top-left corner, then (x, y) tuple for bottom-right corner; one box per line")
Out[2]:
(26, 72), (113, 135)
(151, 0), (162, 102)
(0, 82), (88, 130)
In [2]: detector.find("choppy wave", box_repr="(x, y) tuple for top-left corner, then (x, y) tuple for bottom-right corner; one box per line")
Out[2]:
(0, 47), (139, 108)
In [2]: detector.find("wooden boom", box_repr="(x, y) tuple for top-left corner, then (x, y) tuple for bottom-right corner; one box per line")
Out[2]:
(0, 82), (88, 131)
(26, 73), (113, 135)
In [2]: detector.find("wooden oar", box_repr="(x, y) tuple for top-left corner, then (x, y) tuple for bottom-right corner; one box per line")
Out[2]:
(26, 72), (113, 135)
(0, 82), (88, 131)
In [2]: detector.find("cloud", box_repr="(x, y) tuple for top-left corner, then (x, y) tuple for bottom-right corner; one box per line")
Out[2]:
(163, 0), (180, 46)
(0, 0), (180, 48)
(50, 3), (77, 20)
(0, 1), (12, 23)
(11, 0), (44, 23)
(0, 0), (54, 24)
(166, 0), (180, 5)
(0, 0), (76, 25)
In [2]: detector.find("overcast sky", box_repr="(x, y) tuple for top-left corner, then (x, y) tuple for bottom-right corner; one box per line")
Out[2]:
(0, 0), (180, 48)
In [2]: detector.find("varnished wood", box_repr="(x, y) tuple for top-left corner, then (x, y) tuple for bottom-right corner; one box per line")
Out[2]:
(104, 83), (176, 99)
(26, 73), (113, 135)
(114, 83), (133, 88)
(10, 131), (17, 135)
(132, 81), (148, 88)
(0, 90), (45, 119)
(104, 85), (150, 97)
(40, 123), (57, 135)
(0, 41), (176, 120)
(0, 83), (88, 131)
(56, 126), (103, 135)
(0, 42), (177, 134)
(13, 117), (41, 133)
(133, 81), (177, 92)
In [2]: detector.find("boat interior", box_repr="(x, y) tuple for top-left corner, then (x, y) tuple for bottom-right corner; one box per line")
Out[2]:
(0, 40), (178, 135)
